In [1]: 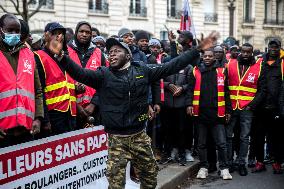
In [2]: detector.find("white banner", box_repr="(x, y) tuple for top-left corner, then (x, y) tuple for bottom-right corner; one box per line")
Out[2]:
(0, 126), (139, 189)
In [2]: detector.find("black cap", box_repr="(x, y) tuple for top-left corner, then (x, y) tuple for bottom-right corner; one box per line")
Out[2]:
(177, 30), (193, 41)
(44, 22), (66, 33)
(268, 38), (281, 47)
(106, 38), (132, 57)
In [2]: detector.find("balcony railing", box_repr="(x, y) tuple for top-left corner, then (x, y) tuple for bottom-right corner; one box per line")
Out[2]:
(167, 10), (182, 19)
(89, 1), (109, 14)
(243, 17), (255, 23)
(204, 13), (218, 23)
(264, 18), (284, 25)
(29, 0), (54, 9)
(129, 6), (147, 17)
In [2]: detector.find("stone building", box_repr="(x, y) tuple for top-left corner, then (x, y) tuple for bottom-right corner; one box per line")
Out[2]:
(0, 0), (283, 50)
(235, 0), (284, 50)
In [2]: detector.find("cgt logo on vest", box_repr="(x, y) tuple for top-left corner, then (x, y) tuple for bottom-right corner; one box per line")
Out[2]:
(246, 73), (256, 83)
(90, 59), (98, 69)
(217, 76), (224, 86)
(23, 59), (32, 75)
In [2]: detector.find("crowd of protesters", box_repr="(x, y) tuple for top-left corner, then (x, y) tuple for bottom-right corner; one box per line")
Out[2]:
(0, 12), (284, 188)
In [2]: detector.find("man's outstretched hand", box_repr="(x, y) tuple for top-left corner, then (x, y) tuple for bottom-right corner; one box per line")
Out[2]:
(198, 31), (220, 51)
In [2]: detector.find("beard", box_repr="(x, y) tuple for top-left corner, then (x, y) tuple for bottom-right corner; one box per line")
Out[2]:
(240, 56), (253, 64)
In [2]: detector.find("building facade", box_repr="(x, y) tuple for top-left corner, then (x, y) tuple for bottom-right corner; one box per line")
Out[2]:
(0, 0), (283, 50)
(236, 0), (284, 50)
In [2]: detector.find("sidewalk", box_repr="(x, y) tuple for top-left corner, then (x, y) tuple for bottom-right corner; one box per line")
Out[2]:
(125, 161), (199, 189)
(157, 161), (199, 189)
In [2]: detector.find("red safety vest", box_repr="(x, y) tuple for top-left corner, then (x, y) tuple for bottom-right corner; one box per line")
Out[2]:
(68, 46), (102, 107)
(156, 54), (164, 102)
(227, 58), (262, 110)
(192, 67), (226, 117)
(0, 48), (35, 130)
(35, 50), (76, 116)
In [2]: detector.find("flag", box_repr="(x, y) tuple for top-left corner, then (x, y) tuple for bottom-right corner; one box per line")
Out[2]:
(180, 0), (196, 36)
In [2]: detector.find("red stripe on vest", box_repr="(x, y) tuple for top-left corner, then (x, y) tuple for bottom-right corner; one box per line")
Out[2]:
(156, 54), (164, 102)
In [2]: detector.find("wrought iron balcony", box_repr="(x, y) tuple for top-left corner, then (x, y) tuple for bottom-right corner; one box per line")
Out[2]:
(89, 2), (109, 14)
(264, 18), (284, 25)
(167, 10), (182, 19)
(129, 6), (147, 17)
(243, 17), (255, 23)
(29, 0), (54, 9)
(204, 13), (218, 23)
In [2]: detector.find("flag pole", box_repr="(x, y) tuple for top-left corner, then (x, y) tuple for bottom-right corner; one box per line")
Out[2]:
(187, 0), (198, 46)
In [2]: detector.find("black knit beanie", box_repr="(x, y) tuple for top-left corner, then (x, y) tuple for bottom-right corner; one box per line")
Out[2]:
(135, 30), (150, 42)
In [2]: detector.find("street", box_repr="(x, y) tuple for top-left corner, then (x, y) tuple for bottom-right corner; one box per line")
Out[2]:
(179, 165), (284, 189)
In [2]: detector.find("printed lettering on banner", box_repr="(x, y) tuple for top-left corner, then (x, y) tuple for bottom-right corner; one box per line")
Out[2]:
(0, 126), (140, 189)
(0, 126), (109, 189)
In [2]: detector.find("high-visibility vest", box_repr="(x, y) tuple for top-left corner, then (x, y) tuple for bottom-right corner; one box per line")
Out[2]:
(227, 58), (262, 110)
(156, 54), (164, 102)
(192, 66), (226, 117)
(0, 48), (35, 130)
(68, 46), (102, 107)
(35, 50), (76, 116)
(227, 58), (237, 65)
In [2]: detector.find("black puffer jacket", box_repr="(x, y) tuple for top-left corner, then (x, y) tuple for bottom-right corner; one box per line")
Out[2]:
(60, 49), (200, 135)
(130, 45), (147, 63)
(259, 52), (284, 112)
(163, 65), (193, 108)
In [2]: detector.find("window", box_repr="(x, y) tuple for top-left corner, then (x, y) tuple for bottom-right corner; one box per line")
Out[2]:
(160, 31), (168, 40)
(243, 0), (254, 23)
(129, 0), (147, 17)
(264, 0), (284, 25)
(29, 0), (54, 9)
(276, 0), (284, 23)
(204, 0), (218, 22)
(167, 0), (182, 19)
(264, 0), (272, 23)
(89, 0), (109, 14)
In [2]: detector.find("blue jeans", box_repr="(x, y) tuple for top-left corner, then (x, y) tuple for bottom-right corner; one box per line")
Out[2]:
(226, 109), (253, 165)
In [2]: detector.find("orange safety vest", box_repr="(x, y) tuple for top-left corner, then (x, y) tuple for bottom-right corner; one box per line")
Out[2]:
(0, 48), (35, 130)
(227, 58), (262, 110)
(35, 50), (76, 116)
(156, 54), (164, 102)
(68, 46), (102, 107)
(192, 67), (226, 117)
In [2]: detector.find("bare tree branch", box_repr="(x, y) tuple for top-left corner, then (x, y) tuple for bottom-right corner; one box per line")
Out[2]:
(9, 0), (21, 15)
(0, 5), (9, 13)
(28, 0), (46, 18)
